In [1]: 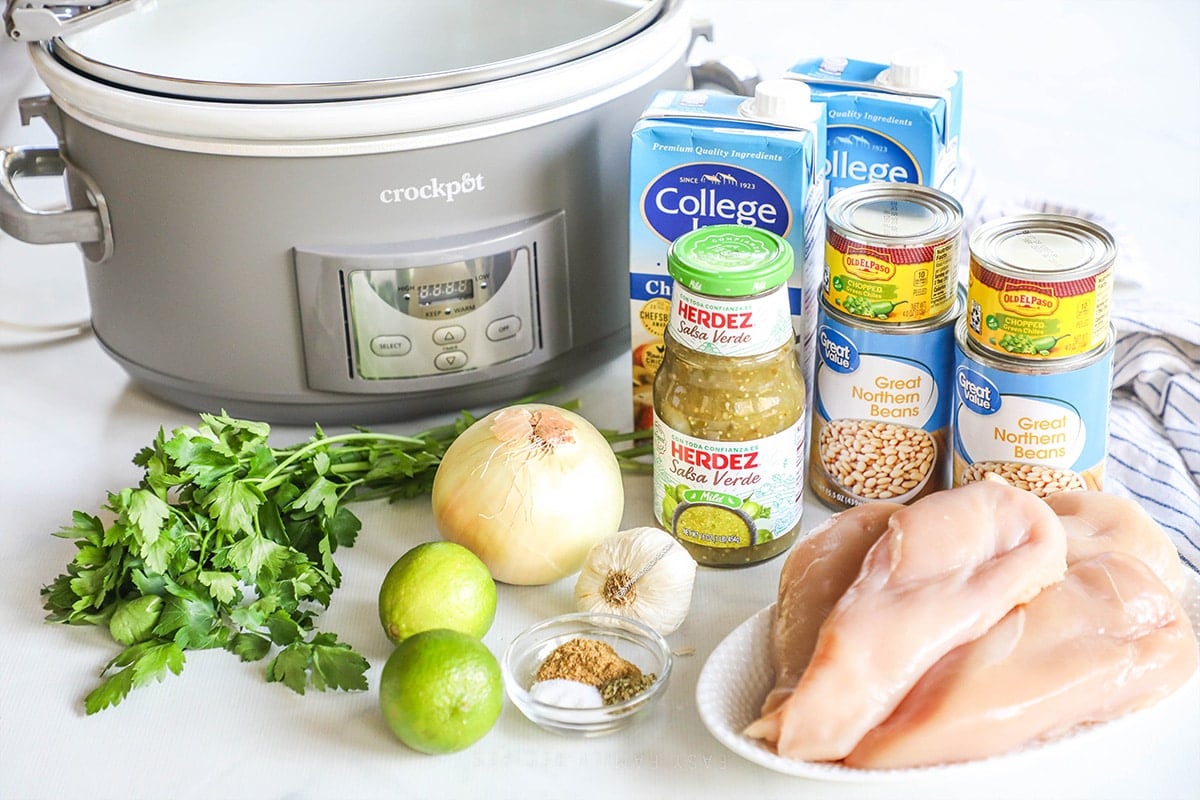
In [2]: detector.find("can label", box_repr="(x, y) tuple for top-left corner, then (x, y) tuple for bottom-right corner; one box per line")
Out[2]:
(952, 323), (1113, 496)
(965, 214), (1116, 361)
(825, 226), (958, 323)
(653, 416), (804, 549)
(966, 256), (1113, 360)
(809, 303), (955, 509)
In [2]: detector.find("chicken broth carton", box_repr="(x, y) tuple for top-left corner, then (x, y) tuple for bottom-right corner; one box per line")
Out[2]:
(628, 82), (826, 430)
(784, 56), (962, 197)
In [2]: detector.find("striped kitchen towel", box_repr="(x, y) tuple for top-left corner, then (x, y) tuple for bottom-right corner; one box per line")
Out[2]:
(1108, 299), (1200, 575)
(957, 156), (1199, 575)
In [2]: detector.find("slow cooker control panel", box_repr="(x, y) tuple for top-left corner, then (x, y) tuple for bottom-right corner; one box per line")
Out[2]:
(294, 212), (571, 394)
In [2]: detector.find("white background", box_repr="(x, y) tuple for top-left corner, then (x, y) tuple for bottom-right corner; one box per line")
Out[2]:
(2, 2), (1198, 800)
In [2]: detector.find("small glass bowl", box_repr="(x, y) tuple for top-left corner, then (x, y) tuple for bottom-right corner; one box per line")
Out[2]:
(502, 611), (673, 737)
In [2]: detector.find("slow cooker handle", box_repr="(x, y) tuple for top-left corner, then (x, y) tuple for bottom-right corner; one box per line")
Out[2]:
(690, 55), (761, 97)
(0, 145), (111, 261)
(4, 0), (141, 42)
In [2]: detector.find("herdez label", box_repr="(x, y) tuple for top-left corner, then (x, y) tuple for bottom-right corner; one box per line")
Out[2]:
(652, 417), (803, 549)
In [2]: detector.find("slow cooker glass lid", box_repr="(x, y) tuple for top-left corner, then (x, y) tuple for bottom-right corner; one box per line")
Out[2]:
(50, 0), (666, 101)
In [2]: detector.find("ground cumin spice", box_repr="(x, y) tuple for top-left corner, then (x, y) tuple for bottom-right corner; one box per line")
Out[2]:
(535, 637), (641, 687)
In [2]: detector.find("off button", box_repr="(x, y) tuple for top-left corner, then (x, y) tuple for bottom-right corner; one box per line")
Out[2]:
(487, 316), (522, 341)
(434, 350), (469, 371)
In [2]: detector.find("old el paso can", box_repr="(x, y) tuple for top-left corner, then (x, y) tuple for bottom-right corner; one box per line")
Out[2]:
(952, 318), (1115, 497)
(966, 213), (1116, 360)
(824, 183), (962, 324)
(809, 294), (959, 510)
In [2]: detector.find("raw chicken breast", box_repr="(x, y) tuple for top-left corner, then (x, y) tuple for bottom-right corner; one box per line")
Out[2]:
(846, 552), (1199, 769)
(760, 502), (902, 716)
(1045, 490), (1188, 597)
(744, 479), (1068, 761)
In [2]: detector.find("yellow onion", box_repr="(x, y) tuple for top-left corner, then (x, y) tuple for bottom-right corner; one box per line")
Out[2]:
(431, 403), (624, 585)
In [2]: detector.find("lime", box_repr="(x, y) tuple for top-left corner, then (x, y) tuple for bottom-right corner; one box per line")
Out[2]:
(378, 541), (497, 645)
(378, 628), (504, 754)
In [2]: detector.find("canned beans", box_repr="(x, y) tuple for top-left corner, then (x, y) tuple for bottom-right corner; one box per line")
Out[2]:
(960, 461), (1086, 497)
(952, 318), (1114, 495)
(818, 419), (936, 500)
(808, 294), (958, 510)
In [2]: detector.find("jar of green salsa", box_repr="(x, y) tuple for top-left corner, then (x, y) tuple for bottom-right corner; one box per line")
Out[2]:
(652, 225), (806, 566)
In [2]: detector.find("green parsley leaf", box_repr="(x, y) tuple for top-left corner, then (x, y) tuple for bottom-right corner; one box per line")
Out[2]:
(198, 570), (240, 605)
(108, 595), (163, 646)
(126, 489), (171, 546)
(85, 664), (136, 715)
(204, 480), (263, 537)
(43, 391), (580, 712)
(264, 611), (304, 646)
(311, 638), (369, 692)
(225, 533), (288, 579)
(85, 640), (186, 715)
(266, 644), (311, 695)
(228, 631), (272, 662)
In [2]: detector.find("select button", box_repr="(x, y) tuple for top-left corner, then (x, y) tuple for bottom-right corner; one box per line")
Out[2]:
(370, 335), (412, 357)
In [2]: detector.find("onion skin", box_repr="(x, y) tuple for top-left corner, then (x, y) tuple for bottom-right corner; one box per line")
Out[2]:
(430, 404), (625, 586)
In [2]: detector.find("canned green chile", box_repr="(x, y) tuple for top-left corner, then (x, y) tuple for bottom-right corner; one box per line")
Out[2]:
(966, 213), (1116, 361)
(952, 319), (1114, 496)
(824, 183), (963, 324)
(809, 295), (959, 510)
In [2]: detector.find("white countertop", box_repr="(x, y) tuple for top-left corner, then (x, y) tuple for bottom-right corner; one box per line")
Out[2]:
(2, 2), (1198, 799)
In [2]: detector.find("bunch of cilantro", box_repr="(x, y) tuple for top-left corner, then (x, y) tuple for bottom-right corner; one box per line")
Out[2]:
(41, 410), (479, 714)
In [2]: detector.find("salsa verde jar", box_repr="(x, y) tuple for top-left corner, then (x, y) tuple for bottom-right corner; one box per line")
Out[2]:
(652, 225), (806, 566)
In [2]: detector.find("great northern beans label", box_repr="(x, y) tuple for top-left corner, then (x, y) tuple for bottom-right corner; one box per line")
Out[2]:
(653, 416), (803, 550)
(952, 319), (1114, 496)
(809, 300), (956, 509)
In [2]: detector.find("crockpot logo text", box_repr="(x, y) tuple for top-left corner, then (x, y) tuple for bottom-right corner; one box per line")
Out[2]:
(379, 173), (486, 204)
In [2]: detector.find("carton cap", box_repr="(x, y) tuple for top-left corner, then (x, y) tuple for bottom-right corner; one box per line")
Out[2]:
(877, 52), (957, 91)
(739, 78), (821, 126)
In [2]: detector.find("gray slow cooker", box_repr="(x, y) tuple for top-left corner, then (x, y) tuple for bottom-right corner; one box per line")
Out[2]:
(1, 0), (733, 424)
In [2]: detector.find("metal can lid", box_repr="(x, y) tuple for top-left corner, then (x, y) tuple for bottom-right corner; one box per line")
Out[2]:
(667, 225), (794, 297)
(969, 213), (1116, 279)
(827, 183), (963, 245)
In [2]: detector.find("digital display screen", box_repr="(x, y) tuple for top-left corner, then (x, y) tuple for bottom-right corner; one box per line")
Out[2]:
(417, 278), (475, 306)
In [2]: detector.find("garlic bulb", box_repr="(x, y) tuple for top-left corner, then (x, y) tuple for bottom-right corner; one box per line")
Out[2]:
(574, 526), (697, 635)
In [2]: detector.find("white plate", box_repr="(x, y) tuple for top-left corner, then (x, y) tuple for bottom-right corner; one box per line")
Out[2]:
(695, 571), (1200, 781)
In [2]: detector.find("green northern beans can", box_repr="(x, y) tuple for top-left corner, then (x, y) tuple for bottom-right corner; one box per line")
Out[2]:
(651, 225), (806, 567)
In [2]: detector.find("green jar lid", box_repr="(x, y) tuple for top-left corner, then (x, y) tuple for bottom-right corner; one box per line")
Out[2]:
(666, 225), (794, 297)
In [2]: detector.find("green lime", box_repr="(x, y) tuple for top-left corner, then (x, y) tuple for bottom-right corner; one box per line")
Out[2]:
(378, 541), (497, 645)
(379, 628), (504, 754)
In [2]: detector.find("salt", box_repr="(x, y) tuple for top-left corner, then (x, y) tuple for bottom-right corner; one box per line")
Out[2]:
(529, 678), (604, 708)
